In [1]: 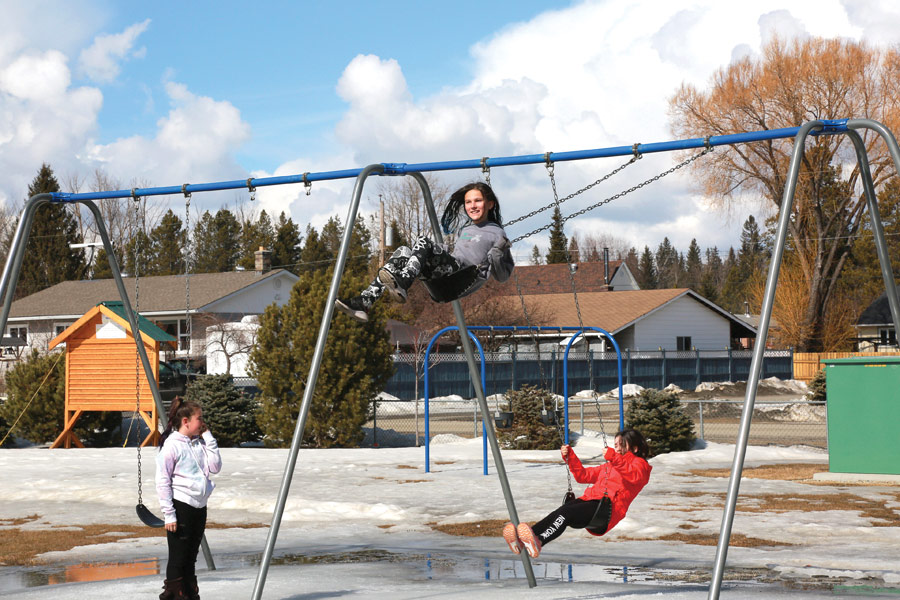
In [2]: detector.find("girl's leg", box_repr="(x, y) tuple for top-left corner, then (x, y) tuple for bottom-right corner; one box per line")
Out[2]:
(165, 499), (196, 580)
(182, 505), (207, 581)
(357, 246), (413, 307)
(531, 499), (600, 546)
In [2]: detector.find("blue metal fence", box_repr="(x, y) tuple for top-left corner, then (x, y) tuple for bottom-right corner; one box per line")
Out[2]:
(384, 349), (793, 400)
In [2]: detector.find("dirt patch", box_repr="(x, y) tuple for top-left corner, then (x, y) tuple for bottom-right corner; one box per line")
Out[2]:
(621, 532), (794, 548)
(0, 520), (267, 566)
(430, 519), (508, 538)
(396, 464), (418, 470)
(688, 463), (828, 481)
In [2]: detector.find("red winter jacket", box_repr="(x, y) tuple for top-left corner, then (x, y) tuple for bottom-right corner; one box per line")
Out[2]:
(565, 446), (651, 536)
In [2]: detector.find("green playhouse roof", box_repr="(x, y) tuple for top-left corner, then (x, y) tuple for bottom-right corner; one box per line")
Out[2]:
(99, 301), (177, 343)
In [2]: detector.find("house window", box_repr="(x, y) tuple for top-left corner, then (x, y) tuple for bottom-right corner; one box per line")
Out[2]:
(879, 328), (897, 346)
(55, 323), (72, 336)
(155, 318), (191, 352)
(8, 326), (27, 344)
(676, 336), (692, 351)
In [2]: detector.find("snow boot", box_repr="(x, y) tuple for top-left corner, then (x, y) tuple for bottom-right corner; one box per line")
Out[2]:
(335, 297), (370, 323)
(502, 522), (522, 554)
(377, 267), (412, 303)
(517, 523), (542, 559)
(186, 574), (200, 600)
(159, 577), (188, 600)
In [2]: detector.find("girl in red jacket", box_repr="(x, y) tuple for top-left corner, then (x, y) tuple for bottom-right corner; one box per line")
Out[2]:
(503, 428), (651, 559)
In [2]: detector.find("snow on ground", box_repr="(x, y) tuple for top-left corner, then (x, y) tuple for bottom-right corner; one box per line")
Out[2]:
(1, 429), (899, 599)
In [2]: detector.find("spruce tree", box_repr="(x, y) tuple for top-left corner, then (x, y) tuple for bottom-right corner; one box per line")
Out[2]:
(238, 210), (276, 270)
(192, 209), (241, 273)
(124, 229), (154, 277)
(92, 245), (124, 280)
(150, 209), (186, 275)
(625, 388), (695, 457)
(530, 245), (543, 265)
(15, 164), (86, 298)
(272, 212), (302, 273)
(685, 239), (703, 290)
(655, 237), (679, 288)
(496, 385), (563, 450)
(250, 267), (394, 448)
(545, 207), (569, 264)
(638, 245), (657, 289)
(185, 374), (261, 447)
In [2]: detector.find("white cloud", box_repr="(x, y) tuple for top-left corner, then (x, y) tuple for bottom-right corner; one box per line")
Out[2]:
(78, 19), (151, 83)
(83, 81), (251, 208)
(320, 0), (900, 255)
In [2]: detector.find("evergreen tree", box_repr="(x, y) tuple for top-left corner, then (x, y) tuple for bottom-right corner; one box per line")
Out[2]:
(299, 224), (328, 273)
(624, 247), (639, 286)
(655, 237), (679, 288)
(637, 245), (657, 289)
(192, 209), (241, 273)
(567, 237), (580, 263)
(685, 239), (703, 290)
(250, 267), (394, 448)
(530, 245), (543, 265)
(0, 350), (120, 445)
(719, 247), (742, 311)
(149, 209), (185, 275)
(15, 164), (85, 298)
(185, 374), (261, 447)
(625, 388), (695, 457)
(272, 212), (302, 273)
(123, 229), (154, 277)
(237, 210), (276, 270)
(720, 216), (769, 312)
(545, 207), (569, 264)
(699, 246), (723, 302)
(496, 385), (563, 450)
(91, 245), (124, 280)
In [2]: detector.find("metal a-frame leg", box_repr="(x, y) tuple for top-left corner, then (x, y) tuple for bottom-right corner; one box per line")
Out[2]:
(251, 164), (385, 600)
(0, 196), (214, 571)
(708, 118), (900, 599)
(410, 171), (537, 588)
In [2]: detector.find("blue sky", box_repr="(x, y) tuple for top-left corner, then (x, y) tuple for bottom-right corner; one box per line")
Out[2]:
(3, 0), (900, 258)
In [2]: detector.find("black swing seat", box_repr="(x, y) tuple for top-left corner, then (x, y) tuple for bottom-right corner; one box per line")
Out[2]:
(585, 495), (612, 535)
(136, 503), (165, 528)
(421, 265), (481, 303)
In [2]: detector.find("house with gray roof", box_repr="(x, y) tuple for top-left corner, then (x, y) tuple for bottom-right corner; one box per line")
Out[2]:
(3, 267), (299, 372)
(855, 284), (900, 351)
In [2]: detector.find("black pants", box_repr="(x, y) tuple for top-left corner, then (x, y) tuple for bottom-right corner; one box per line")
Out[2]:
(532, 498), (609, 546)
(166, 499), (207, 581)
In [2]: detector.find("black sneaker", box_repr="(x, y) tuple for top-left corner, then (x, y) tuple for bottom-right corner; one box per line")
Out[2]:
(335, 297), (370, 323)
(378, 267), (410, 303)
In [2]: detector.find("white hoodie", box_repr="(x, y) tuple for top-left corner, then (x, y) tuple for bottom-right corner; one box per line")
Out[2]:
(156, 430), (222, 524)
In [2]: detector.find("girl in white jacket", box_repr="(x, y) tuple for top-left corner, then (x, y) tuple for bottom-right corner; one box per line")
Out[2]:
(156, 398), (222, 600)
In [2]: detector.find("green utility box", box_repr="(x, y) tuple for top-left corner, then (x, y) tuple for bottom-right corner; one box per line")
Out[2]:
(822, 356), (900, 475)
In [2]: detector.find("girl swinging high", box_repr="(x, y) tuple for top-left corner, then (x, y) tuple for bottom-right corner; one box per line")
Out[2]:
(335, 182), (514, 322)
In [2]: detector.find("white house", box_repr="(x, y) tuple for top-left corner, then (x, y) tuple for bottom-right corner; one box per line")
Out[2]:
(4, 266), (299, 375)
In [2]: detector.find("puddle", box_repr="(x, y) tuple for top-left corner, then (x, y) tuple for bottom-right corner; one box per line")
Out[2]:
(2, 549), (898, 596)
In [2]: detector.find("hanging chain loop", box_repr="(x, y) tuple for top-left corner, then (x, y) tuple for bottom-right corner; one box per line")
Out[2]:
(511, 146), (712, 244)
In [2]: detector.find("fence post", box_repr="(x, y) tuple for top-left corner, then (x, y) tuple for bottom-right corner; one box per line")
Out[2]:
(695, 348), (701, 389)
(512, 348), (517, 390)
(589, 349), (594, 391)
(698, 400), (704, 440)
(373, 399), (378, 448)
(552, 348), (557, 395)
(728, 347), (734, 382)
(626, 348), (631, 385)
(661, 348), (666, 389)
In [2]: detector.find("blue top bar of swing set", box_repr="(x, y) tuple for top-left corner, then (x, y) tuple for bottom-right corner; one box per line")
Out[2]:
(51, 119), (849, 203)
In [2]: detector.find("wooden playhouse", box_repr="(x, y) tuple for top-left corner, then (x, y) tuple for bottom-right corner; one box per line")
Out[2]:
(48, 301), (176, 448)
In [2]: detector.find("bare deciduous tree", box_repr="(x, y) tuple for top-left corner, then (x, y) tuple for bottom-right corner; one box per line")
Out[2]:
(669, 37), (900, 350)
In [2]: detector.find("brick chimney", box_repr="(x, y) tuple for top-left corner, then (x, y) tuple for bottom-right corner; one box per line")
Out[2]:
(254, 246), (272, 272)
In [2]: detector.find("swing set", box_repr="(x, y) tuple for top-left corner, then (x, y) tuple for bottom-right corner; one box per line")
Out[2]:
(1, 118), (898, 600)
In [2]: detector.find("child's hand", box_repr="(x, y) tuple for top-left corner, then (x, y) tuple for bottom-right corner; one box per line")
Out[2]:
(165, 522), (177, 532)
(560, 445), (571, 460)
(200, 419), (208, 434)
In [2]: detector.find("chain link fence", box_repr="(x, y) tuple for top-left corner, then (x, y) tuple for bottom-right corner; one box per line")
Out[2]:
(363, 396), (827, 450)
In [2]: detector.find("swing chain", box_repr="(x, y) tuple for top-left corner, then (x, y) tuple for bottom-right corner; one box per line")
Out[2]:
(511, 146), (713, 244)
(303, 173), (312, 196)
(504, 154), (639, 229)
(184, 194), (192, 355)
(133, 195), (144, 504)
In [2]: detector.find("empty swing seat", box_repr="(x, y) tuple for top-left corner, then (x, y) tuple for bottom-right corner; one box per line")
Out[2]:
(136, 503), (165, 528)
(420, 265), (481, 303)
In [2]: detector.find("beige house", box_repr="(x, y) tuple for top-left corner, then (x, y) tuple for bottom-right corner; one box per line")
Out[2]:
(3, 268), (298, 375)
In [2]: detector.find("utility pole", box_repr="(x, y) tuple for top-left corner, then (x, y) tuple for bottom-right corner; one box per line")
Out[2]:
(379, 194), (385, 264)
